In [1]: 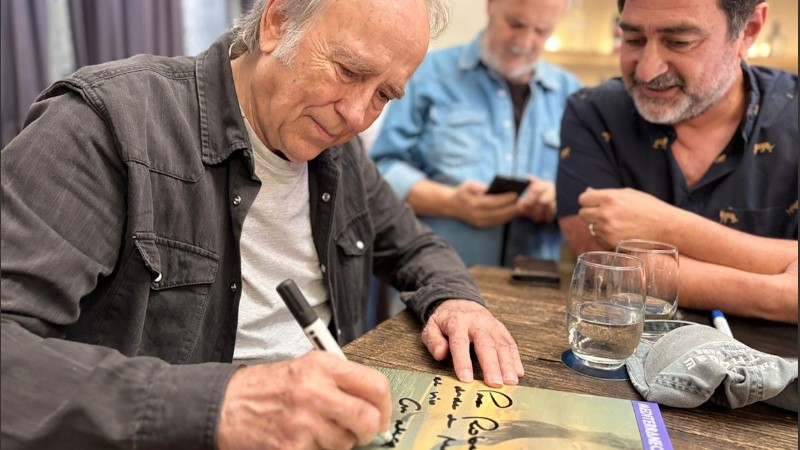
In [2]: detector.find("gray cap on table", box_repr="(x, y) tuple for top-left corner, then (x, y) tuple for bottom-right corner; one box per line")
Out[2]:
(626, 324), (798, 412)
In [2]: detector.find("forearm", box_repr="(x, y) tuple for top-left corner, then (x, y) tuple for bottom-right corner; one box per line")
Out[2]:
(677, 256), (798, 324)
(406, 179), (458, 218)
(1, 318), (236, 448)
(372, 203), (485, 321)
(664, 208), (797, 275)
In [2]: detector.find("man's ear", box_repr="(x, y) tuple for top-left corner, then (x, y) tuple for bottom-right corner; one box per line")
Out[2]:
(259, 0), (288, 54)
(737, 2), (768, 59)
(486, 0), (496, 16)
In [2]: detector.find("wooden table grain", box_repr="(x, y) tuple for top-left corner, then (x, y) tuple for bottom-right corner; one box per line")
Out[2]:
(344, 265), (798, 450)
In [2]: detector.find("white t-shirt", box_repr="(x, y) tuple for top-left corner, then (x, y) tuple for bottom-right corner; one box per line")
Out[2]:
(232, 117), (331, 363)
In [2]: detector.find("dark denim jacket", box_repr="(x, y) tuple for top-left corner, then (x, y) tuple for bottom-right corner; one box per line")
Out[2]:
(0, 34), (482, 449)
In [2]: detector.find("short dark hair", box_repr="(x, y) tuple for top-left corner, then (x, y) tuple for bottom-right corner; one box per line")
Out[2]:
(616, 0), (766, 40)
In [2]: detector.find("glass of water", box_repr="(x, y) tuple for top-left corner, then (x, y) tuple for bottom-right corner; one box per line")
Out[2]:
(566, 251), (646, 370)
(616, 239), (679, 320)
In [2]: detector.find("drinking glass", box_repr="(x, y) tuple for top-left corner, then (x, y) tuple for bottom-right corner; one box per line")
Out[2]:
(565, 252), (646, 370)
(616, 239), (679, 320)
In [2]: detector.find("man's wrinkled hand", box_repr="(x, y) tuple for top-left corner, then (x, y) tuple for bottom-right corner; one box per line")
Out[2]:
(217, 352), (391, 450)
(421, 299), (524, 387)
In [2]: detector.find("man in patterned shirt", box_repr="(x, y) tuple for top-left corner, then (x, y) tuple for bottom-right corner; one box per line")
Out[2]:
(556, 0), (797, 323)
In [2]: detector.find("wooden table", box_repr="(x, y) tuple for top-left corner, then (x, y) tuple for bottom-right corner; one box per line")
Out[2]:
(344, 265), (798, 449)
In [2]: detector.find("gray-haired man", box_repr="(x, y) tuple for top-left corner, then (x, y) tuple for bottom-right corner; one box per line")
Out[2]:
(0, 0), (523, 448)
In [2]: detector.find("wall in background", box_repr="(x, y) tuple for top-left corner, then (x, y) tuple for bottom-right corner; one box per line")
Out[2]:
(434, 0), (798, 85)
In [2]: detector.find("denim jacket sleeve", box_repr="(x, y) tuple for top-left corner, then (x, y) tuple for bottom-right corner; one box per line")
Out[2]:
(1, 88), (235, 449)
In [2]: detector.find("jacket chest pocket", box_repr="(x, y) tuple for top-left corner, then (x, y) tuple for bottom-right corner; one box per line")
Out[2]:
(132, 233), (219, 362)
(335, 212), (374, 265)
(332, 213), (374, 325)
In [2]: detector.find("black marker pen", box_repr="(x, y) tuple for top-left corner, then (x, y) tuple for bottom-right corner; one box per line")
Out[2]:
(276, 279), (392, 445)
(276, 278), (346, 359)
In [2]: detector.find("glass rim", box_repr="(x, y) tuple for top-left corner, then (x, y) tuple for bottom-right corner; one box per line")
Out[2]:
(616, 239), (677, 254)
(577, 251), (644, 270)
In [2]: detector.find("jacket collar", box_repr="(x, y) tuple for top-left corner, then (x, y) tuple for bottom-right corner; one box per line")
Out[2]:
(196, 32), (251, 165)
(457, 30), (561, 91)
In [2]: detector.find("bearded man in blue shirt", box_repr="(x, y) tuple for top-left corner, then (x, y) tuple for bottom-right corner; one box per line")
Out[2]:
(370, 0), (581, 267)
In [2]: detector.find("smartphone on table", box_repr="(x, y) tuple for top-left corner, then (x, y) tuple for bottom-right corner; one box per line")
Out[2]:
(510, 255), (561, 287)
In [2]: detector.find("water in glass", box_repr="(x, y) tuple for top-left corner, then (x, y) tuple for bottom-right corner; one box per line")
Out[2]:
(565, 252), (646, 370)
(567, 294), (644, 369)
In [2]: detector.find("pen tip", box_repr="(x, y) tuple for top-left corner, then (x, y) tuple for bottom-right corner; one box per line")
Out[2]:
(371, 430), (393, 446)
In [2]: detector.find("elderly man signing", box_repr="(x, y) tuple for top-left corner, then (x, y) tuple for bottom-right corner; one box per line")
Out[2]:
(0, 0), (523, 448)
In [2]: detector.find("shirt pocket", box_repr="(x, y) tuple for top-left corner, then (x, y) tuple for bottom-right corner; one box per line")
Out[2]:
(428, 106), (488, 168)
(536, 129), (562, 180)
(542, 128), (561, 149)
(718, 205), (797, 238)
(132, 233), (219, 361)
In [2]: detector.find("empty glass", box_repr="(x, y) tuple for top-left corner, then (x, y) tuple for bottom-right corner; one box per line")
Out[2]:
(565, 252), (646, 371)
(616, 239), (680, 320)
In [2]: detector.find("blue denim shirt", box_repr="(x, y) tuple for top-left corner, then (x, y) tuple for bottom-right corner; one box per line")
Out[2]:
(370, 32), (581, 266)
(557, 64), (798, 239)
(0, 34), (483, 449)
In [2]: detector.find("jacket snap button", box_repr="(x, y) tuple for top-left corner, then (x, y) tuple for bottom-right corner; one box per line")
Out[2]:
(232, 195), (242, 206)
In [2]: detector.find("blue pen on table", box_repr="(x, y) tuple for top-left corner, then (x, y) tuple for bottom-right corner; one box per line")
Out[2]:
(710, 309), (733, 337)
(276, 279), (392, 446)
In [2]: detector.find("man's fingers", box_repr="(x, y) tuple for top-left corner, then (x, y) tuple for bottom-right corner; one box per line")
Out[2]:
(289, 354), (391, 446)
(470, 203), (518, 228)
(424, 300), (523, 388)
(491, 326), (523, 384)
(472, 322), (523, 386)
(529, 201), (549, 222)
(577, 207), (597, 226)
(324, 356), (393, 437)
(421, 322), (450, 361)
(447, 330), (475, 383)
(482, 191), (519, 206)
(321, 389), (386, 446)
(311, 415), (358, 449)
(471, 328), (504, 387)
(296, 356), (389, 447)
(578, 186), (601, 206)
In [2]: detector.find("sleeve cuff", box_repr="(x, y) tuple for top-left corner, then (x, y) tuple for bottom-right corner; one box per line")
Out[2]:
(380, 162), (427, 201)
(135, 362), (239, 449)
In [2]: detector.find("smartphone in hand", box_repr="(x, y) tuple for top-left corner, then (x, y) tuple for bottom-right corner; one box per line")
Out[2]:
(486, 175), (530, 195)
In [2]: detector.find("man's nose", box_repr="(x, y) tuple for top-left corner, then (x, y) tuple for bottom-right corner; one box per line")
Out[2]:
(635, 42), (669, 83)
(512, 28), (538, 51)
(334, 89), (372, 132)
